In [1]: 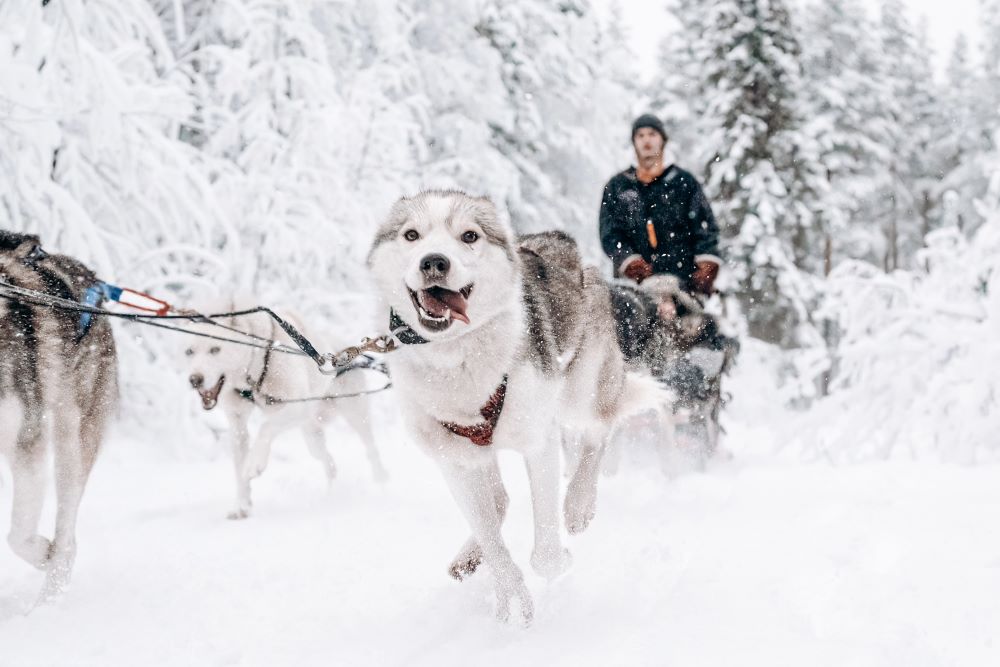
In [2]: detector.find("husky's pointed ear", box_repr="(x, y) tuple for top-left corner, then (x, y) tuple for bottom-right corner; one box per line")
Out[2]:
(368, 196), (414, 266)
(466, 195), (516, 259)
(0, 231), (43, 256)
(466, 194), (496, 216)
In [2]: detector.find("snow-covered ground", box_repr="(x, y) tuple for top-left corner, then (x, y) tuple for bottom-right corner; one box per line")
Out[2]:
(2, 351), (999, 666)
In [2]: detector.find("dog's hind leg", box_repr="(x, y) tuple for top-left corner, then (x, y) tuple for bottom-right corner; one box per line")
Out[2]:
(442, 461), (532, 625)
(340, 405), (388, 483)
(41, 405), (99, 600)
(7, 407), (51, 570)
(225, 405), (253, 520)
(526, 437), (572, 578)
(563, 427), (607, 535)
(302, 422), (337, 484)
(448, 457), (506, 581)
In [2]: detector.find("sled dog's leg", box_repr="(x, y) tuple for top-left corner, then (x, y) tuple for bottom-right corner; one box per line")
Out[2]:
(302, 422), (337, 484)
(442, 462), (532, 625)
(341, 405), (388, 482)
(525, 437), (572, 578)
(8, 408), (50, 570)
(225, 405), (253, 519)
(448, 457), (506, 581)
(564, 427), (606, 535)
(42, 408), (89, 600)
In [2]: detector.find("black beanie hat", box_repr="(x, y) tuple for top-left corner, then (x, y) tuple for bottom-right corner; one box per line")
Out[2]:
(631, 113), (668, 143)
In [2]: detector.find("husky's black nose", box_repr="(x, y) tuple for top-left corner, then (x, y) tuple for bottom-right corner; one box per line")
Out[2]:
(420, 253), (450, 280)
(189, 373), (204, 389)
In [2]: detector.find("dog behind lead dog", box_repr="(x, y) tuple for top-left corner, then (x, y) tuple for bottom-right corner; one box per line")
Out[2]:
(0, 231), (118, 602)
(367, 190), (666, 624)
(181, 302), (388, 519)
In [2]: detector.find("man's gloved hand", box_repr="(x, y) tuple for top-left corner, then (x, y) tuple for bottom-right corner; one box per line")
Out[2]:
(622, 258), (654, 284)
(691, 261), (719, 295)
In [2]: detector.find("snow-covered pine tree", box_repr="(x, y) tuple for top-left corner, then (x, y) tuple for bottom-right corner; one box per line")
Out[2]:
(474, 0), (636, 261)
(935, 33), (992, 236)
(162, 0), (373, 303)
(875, 1), (945, 272)
(797, 134), (1000, 462)
(981, 0), (1000, 117)
(670, 0), (820, 347)
(0, 0), (224, 280)
(654, 0), (713, 159)
(396, 0), (520, 209)
(798, 0), (891, 272)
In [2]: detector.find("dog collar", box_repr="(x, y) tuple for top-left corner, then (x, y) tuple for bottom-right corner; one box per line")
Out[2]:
(441, 375), (509, 446)
(389, 309), (429, 345)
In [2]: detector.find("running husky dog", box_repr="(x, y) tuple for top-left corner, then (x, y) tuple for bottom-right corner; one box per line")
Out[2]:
(182, 306), (387, 519)
(0, 231), (118, 600)
(367, 191), (664, 624)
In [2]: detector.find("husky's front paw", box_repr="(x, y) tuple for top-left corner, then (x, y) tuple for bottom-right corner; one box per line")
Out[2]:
(448, 543), (483, 581)
(496, 582), (534, 627)
(564, 487), (597, 535)
(226, 507), (250, 520)
(531, 546), (572, 579)
(8, 534), (53, 570)
(242, 451), (269, 481)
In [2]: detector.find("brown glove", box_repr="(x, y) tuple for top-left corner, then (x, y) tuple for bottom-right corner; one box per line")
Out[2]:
(622, 258), (654, 284)
(691, 261), (719, 295)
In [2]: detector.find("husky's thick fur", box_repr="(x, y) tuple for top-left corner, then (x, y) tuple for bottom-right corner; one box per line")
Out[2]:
(367, 191), (663, 623)
(0, 231), (118, 600)
(182, 306), (387, 519)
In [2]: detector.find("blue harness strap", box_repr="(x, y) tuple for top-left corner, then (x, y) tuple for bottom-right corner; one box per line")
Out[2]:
(77, 281), (122, 340)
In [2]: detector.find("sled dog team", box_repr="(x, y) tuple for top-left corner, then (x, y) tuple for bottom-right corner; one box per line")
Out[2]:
(1, 191), (684, 623)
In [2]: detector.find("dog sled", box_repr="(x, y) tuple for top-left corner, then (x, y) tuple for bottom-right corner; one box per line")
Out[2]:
(609, 275), (739, 467)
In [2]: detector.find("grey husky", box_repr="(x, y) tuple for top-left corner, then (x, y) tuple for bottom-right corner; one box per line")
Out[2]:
(367, 191), (664, 624)
(0, 231), (118, 601)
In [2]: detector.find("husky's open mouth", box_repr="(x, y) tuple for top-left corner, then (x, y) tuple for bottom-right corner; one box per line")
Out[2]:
(408, 284), (473, 332)
(195, 375), (226, 411)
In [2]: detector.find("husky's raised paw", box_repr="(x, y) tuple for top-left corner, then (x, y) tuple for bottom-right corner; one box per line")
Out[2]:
(448, 547), (483, 581)
(241, 448), (271, 481)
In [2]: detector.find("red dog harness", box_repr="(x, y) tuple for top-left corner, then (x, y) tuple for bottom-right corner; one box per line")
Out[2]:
(441, 375), (509, 446)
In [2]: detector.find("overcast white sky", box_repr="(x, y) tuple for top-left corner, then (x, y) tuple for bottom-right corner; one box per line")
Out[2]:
(600, 0), (984, 82)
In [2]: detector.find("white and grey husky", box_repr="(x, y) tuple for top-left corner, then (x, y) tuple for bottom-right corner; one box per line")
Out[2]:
(0, 231), (118, 601)
(182, 306), (387, 519)
(367, 191), (664, 623)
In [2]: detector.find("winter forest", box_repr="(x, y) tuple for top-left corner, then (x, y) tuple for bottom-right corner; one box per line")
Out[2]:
(1, 0), (999, 664)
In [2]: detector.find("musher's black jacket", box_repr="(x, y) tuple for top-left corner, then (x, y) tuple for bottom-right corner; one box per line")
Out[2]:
(599, 165), (721, 288)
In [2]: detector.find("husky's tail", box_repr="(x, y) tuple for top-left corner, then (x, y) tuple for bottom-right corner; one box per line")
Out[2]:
(616, 371), (673, 422)
(599, 371), (674, 477)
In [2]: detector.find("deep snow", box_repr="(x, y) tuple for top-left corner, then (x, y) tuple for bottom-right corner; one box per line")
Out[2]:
(2, 347), (999, 667)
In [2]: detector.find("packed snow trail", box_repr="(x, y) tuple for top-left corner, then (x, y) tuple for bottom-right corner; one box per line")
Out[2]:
(2, 412), (998, 666)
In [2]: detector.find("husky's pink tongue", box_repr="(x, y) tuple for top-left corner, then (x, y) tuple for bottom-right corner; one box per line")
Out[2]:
(419, 288), (470, 324)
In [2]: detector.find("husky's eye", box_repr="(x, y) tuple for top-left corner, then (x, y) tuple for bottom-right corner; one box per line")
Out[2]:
(461, 230), (479, 244)
(209, 346), (221, 355)
(184, 348), (194, 356)
(403, 229), (420, 242)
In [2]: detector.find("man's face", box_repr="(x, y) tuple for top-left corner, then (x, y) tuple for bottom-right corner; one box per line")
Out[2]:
(633, 127), (665, 161)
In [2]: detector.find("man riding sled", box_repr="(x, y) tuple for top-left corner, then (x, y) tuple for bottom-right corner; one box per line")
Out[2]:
(599, 113), (735, 465)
